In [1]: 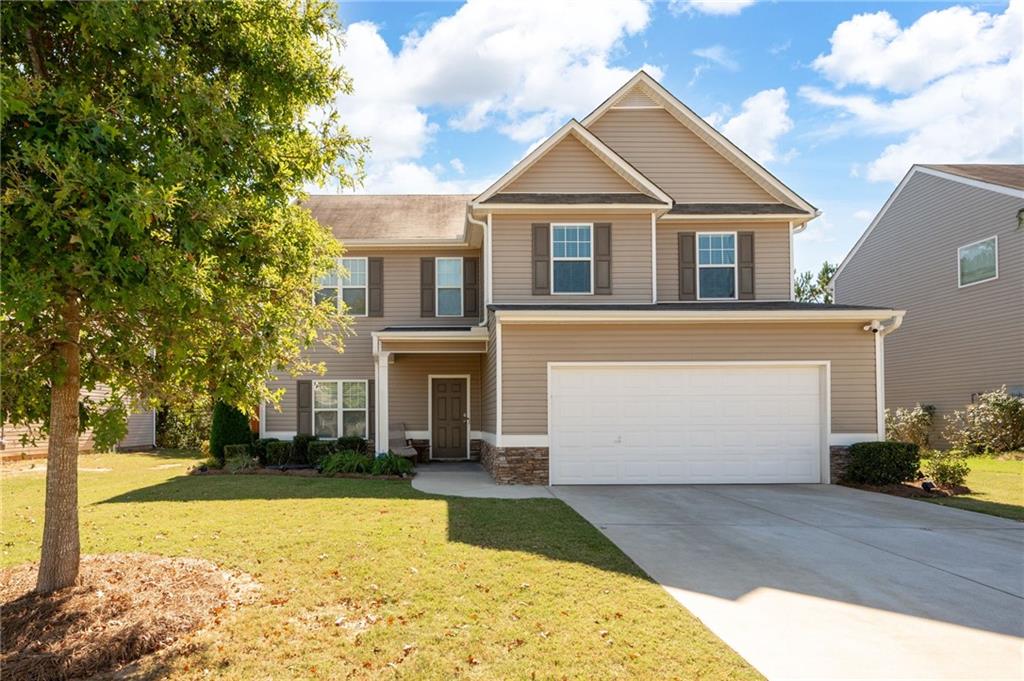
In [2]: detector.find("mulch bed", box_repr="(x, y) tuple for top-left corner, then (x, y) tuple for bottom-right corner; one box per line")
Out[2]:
(189, 465), (411, 480)
(1, 553), (259, 681)
(841, 480), (971, 498)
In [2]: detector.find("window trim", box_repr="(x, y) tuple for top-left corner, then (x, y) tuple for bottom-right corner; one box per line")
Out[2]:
(312, 379), (368, 439)
(957, 235), (998, 289)
(696, 231), (739, 301)
(435, 257), (464, 317)
(550, 223), (595, 295)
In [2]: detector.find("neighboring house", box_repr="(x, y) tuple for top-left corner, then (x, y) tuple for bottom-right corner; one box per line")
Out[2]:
(833, 164), (1024, 445)
(262, 71), (904, 485)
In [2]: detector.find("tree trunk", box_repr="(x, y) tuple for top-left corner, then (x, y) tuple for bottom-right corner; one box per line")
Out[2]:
(36, 300), (82, 593)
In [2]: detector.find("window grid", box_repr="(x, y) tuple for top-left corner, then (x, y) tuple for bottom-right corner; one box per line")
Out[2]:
(551, 224), (593, 295)
(696, 232), (737, 300)
(316, 257), (368, 317)
(312, 379), (368, 439)
(435, 257), (463, 317)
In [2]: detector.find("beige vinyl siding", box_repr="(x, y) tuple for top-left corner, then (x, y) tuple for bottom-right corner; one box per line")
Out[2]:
(482, 315), (497, 433)
(499, 322), (877, 435)
(389, 353), (482, 432)
(504, 135), (640, 194)
(618, 84), (660, 107)
(588, 109), (777, 203)
(835, 172), (1024, 444)
(491, 212), (653, 303)
(118, 410), (156, 449)
(264, 246), (483, 433)
(656, 221), (792, 300)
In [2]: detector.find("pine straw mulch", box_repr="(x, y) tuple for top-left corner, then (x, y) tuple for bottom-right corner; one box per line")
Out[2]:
(1, 553), (260, 681)
(840, 480), (971, 498)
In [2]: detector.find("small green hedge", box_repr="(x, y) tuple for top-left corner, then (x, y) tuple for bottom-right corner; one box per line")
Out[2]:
(292, 434), (318, 465)
(209, 401), (251, 463)
(307, 440), (337, 468)
(321, 450), (371, 474)
(336, 435), (368, 454)
(371, 452), (414, 476)
(251, 438), (279, 465)
(224, 444), (258, 474)
(264, 440), (293, 466)
(843, 441), (920, 485)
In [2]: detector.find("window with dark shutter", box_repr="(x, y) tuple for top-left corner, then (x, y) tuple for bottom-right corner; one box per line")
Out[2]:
(420, 258), (435, 317)
(738, 232), (755, 300)
(532, 223), (550, 295)
(594, 223), (612, 295)
(463, 257), (480, 317)
(368, 258), (384, 316)
(678, 232), (696, 300)
(296, 380), (312, 435)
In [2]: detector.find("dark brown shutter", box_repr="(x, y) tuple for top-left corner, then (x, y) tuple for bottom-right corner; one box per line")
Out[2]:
(531, 223), (550, 295)
(420, 258), (435, 317)
(738, 231), (755, 300)
(367, 257), (384, 316)
(594, 223), (612, 295)
(296, 380), (312, 435)
(367, 379), (375, 444)
(463, 257), (480, 317)
(678, 232), (696, 301)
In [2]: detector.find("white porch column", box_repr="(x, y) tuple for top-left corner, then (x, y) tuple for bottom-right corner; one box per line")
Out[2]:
(376, 350), (391, 455)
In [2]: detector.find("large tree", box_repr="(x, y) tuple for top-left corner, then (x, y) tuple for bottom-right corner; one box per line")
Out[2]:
(1, 0), (363, 592)
(794, 261), (837, 304)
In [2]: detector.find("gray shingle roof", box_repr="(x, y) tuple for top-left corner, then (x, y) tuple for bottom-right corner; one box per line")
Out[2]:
(301, 194), (472, 241)
(921, 165), (1024, 191)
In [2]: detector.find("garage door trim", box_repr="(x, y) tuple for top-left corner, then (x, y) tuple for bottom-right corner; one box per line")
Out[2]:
(546, 360), (832, 485)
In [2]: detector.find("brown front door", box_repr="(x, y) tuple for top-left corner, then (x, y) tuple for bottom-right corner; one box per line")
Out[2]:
(431, 377), (467, 459)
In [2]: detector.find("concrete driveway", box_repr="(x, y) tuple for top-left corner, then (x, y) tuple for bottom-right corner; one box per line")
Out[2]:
(551, 484), (1024, 680)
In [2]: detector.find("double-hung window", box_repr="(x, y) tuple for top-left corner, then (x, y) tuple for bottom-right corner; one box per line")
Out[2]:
(551, 224), (593, 294)
(316, 257), (367, 316)
(313, 379), (368, 438)
(436, 257), (463, 317)
(697, 232), (737, 299)
(958, 236), (998, 287)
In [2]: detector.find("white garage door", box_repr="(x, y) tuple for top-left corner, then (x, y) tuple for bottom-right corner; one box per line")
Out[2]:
(548, 363), (825, 485)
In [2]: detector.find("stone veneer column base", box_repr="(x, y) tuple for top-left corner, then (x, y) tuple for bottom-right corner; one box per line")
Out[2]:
(480, 440), (549, 485)
(829, 445), (852, 483)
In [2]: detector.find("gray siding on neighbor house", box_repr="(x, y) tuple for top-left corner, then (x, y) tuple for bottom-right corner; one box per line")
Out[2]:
(835, 171), (1024, 442)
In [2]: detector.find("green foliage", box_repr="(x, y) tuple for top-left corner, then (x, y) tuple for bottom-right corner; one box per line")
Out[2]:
(0, 0), (365, 446)
(943, 387), (1024, 453)
(292, 434), (319, 465)
(371, 452), (415, 477)
(156, 396), (212, 451)
(336, 435), (368, 454)
(224, 445), (258, 474)
(264, 441), (293, 467)
(885, 404), (935, 449)
(924, 450), (971, 488)
(251, 438), (279, 466)
(844, 441), (920, 485)
(307, 440), (337, 469)
(320, 450), (371, 475)
(209, 401), (251, 463)
(793, 261), (837, 304)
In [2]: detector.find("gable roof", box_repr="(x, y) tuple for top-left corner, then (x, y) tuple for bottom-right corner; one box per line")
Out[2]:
(832, 164), (1024, 285)
(582, 71), (817, 216)
(472, 120), (673, 207)
(302, 194), (473, 244)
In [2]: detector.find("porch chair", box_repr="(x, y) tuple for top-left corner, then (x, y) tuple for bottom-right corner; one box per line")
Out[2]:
(388, 423), (418, 460)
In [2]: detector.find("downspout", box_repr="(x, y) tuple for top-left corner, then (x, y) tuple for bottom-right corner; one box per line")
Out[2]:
(466, 207), (490, 328)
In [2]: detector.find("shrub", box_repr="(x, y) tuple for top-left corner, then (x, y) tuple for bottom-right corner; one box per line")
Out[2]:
(843, 441), (920, 485)
(336, 435), (368, 454)
(223, 444), (257, 474)
(885, 404), (935, 449)
(943, 387), (1024, 453)
(292, 434), (318, 465)
(264, 440), (293, 466)
(307, 440), (337, 468)
(320, 450), (371, 475)
(371, 452), (414, 477)
(924, 450), (971, 488)
(209, 401), (252, 463)
(156, 395), (212, 451)
(251, 438), (279, 465)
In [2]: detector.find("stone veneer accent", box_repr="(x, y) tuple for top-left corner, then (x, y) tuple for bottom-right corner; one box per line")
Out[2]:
(480, 440), (549, 485)
(829, 445), (852, 483)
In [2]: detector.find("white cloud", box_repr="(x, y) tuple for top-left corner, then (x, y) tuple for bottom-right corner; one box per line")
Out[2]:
(769, 40), (791, 56)
(670, 0), (757, 16)
(853, 209), (874, 223)
(360, 162), (493, 195)
(692, 45), (739, 71)
(803, 1), (1023, 182)
(717, 88), (794, 164)
(450, 158), (466, 175)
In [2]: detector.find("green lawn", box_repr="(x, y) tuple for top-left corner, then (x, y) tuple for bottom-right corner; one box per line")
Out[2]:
(920, 456), (1024, 521)
(2, 452), (758, 680)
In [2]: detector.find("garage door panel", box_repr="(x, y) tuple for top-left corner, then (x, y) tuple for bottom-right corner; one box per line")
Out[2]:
(549, 364), (825, 485)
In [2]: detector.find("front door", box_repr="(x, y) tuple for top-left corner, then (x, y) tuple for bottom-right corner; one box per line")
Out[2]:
(431, 377), (467, 459)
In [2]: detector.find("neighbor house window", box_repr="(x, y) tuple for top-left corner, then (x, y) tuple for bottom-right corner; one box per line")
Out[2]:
(697, 232), (737, 299)
(316, 257), (367, 316)
(313, 379), (367, 438)
(958, 236), (998, 287)
(551, 224), (593, 294)
(436, 257), (463, 317)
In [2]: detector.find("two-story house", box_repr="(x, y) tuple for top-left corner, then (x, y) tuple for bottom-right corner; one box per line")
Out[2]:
(260, 72), (904, 485)
(834, 164), (1023, 445)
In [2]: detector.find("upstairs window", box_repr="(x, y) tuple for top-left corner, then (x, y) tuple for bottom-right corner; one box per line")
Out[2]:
(436, 257), (463, 317)
(697, 232), (736, 299)
(313, 379), (367, 438)
(551, 224), (593, 294)
(958, 236), (997, 287)
(316, 257), (367, 316)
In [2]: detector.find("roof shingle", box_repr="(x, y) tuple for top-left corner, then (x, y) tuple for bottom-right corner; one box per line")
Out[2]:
(922, 165), (1024, 191)
(301, 194), (472, 241)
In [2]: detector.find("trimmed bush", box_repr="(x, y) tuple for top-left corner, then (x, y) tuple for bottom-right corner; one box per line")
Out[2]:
(224, 444), (258, 474)
(307, 440), (337, 469)
(251, 438), (279, 465)
(943, 387), (1024, 453)
(371, 452), (414, 477)
(321, 450), (371, 475)
(265, 440), (293, 466)
(292, 434), (318, 465)
(843, 441), (920, 485)
(209, 401), (252, 463)
(924, 450), (971, 488)
(156, 395), (212, 451)
(885, 404), (935, 449)
(336, 435), (368, 454)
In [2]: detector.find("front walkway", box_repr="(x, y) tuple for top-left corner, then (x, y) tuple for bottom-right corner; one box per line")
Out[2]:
(551, 483), (1024, 680)
(412, 462), (553, 499)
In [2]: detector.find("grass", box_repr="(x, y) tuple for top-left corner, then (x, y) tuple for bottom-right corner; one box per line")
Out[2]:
(919, 455), (1024, 521)
(2, 452), (759, 680)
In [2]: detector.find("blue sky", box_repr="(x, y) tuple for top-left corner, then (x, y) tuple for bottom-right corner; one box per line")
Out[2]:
(327, 0), (1021, 272)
